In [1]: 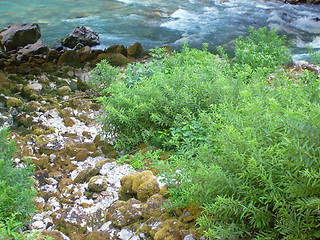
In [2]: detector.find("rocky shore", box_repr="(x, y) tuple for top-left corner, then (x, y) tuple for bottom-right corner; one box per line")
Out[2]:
(0, 23), (200, 240)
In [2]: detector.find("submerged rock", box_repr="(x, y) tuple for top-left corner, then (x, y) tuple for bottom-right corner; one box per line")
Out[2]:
(62, 26), (100, 49)
(0, 23), (41, 52)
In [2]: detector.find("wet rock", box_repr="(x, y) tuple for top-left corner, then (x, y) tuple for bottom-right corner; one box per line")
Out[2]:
(0, 23), (41, 52)
(52, 207), (88, 235)
(127, 42), (145, 58)
(96, 53), (128, 66)
(88, 175), (108, 192)
(6, 97), (22, 108)
(57, 86), (72, 96)
(108, 198), (143, 228)
(57, 50), (81, 68)
(73, 42), (85, 51)
(17, 40), (48, 60)
(62, 26), (100, 49)
(22, 83), (43, 100)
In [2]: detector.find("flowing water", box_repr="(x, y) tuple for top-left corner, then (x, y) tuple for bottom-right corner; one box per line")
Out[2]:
(0, 0), (320, 60)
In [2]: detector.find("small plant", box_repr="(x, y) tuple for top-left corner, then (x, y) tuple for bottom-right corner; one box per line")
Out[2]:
(0, 127), (36, 239)
(117, 150), (161, 169)
(89, 60), (121, 91)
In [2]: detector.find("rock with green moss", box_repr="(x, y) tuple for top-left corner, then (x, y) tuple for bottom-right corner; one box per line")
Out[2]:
(84, 231), (108, 240)
(154, 219), (184, 240)
(118, 172), (139, 200)
(52, 207), (88, 235)
(88, 175), (108, 192)
(42, 230), (67, 240)
(57, 50), (81, 68)
(74, 166), (99, 184)
(96, 53), (128, 66)
(22, 83), (43, 100)
(127, 42), (145, 58)
(6, 97), (22, 108)
(24, 101), (41, 112)
(137, 175), (160, 202)
(108, 198), (143, 228)
(57, 85), (71, 96)
(141, 194), (164, 219)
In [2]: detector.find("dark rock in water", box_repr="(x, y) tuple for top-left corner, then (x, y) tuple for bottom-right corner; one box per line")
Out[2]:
(17, 40), (48, 60)
(0, 23), (41, 52)
(96, 53), (128, 66)
(62, 26), (100, 49)
(127, 42), (145, 58)
(73, 42), (84, 51)
(52, 43), (65, 52)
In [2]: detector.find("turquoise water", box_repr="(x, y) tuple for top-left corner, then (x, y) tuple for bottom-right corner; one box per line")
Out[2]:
(0, 0), (320, 59)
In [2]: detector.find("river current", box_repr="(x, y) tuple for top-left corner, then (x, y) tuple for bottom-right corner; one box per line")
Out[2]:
(0, 0), (319, 60)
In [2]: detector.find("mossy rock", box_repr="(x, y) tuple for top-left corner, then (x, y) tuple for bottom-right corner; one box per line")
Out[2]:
(57, 85), (72, 96)
(68, 232), (85, 240)
(141, 194), (164, 219)
(63, 116), (75, 127)
(52, 207), (88, 235)
(132, 170), (154, 194)
(137, 175), (160, 202)
(179, 204), (202, 224)
(74, 166), (99, 184)
(154, 219), (184, 240)
(119, 172), (139, 200)
(127, 42), (145, 58)
(88, 175), (108, 192)
(84, 231), (108, 240)
(31, 156), (50, 170)
(41, 230), (67, 240)
(75, 148), (89, 161)
(58, 178), (74, 192)
(6, 97), (23, 108)
(108, 198), (143, 228)
(24, 101), (41, 112)
(96, 53), (128, 66)
(57, 50), (81, 68)
(21, 83), (43, 100)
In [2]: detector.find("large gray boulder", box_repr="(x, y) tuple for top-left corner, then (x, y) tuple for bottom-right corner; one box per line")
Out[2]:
(0, 23), (41, 52)
(61, 26), (100, 49)
(17, 40), (48, 60)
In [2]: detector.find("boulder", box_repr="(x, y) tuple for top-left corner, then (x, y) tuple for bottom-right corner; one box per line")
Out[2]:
(62, 26), (100, 49)
(74, 166), (99, 184)
(57, 85), (71, 96)
(57, 50), (81, 67)
(105, 44), (127, 56)
(88, 175), (108, 192)
(141, 194), (164, 219)
(45, 50), (61, 63)
(127, 42), (145, 58)
(17, 40), (48, 60)
(137, 175), (160, 202)
(108, 198), (143, 228)
(52, 207), (88, 235)
(6, 97), (22, 108)
(22, 83), (43, 100)
(96, 53), (128, 66)
(84, 231), (108, 240)
(0, 23), (41, 52)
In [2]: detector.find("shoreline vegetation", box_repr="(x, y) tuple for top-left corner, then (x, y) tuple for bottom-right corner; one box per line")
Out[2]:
(1, 22), (320, 240)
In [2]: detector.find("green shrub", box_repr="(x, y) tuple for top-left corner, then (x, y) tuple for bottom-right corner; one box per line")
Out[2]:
(0, 127), (36, 239)
(96, 43), (228, 149)
(93, 27), (320, 239)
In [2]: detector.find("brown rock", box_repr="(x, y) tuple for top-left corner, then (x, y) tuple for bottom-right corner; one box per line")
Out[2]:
(57, 50), (81, 67)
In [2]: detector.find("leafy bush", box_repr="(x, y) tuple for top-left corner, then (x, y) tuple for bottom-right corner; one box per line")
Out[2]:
(96, 43), (228, 149)
(93, 27), (320, 239)
(0, 127), (36, 239)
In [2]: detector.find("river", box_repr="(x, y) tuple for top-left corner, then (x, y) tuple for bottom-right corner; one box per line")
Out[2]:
(0, 0), (319, 60)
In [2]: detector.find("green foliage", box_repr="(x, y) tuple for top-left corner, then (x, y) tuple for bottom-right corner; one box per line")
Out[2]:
(0, 127), (36, 239)
(96, 42), (227, 149)
(117, 150), (161, 170)
(234, 26), (291, 70)
(89, 60), (121, 91)
(92, 27), (320, 239)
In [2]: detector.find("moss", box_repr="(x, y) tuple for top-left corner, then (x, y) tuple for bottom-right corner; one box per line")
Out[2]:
(88, 176), (108, 192)
(6, 97), (23, 108)
(74, 167), (99, 184)
(64, 116), (76, 127)
(154, 219), (184, 240)
(141, 194), (164, 219)
(75, 148), (89, 161)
